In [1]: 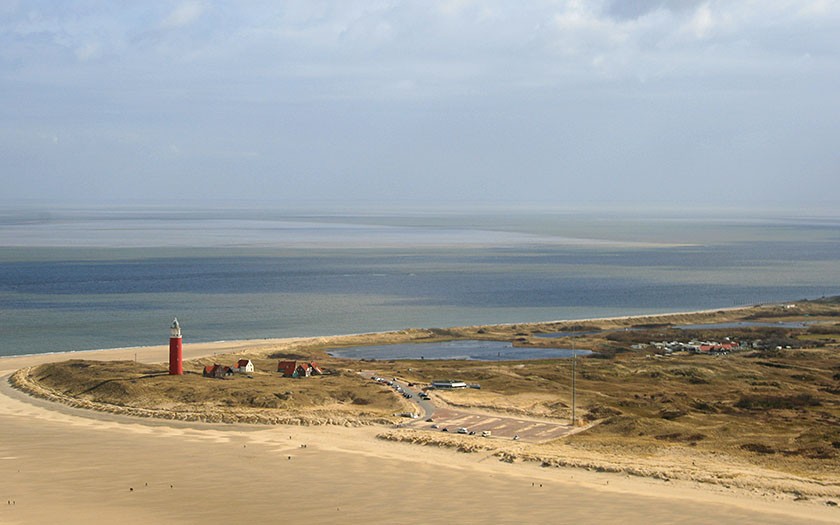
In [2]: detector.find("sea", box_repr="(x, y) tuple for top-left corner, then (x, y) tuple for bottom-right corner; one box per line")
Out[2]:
(1, 206), (839, 358)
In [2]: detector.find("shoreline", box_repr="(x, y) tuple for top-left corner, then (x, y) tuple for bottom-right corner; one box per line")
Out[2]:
(0, 302), (756, 364)
(3, 301), (839, 523)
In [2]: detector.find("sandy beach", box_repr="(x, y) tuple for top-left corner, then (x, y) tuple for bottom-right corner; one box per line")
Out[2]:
(2, 333), (839, 525)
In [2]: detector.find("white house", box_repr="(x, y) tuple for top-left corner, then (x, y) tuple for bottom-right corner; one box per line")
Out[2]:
(234, 359), (255, 373)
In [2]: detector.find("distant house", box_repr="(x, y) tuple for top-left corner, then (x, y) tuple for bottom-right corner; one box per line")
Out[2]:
(234, 359), (255, 373)
(277, 360), (323, 378)
(203, 364), (234, 378)
(697, 342), (738, 354)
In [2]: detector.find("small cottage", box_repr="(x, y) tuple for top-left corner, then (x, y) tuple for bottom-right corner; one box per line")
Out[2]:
(234, 359), (255, 373)
(203, 364), (234, 378)
(277, 360), (323, 378)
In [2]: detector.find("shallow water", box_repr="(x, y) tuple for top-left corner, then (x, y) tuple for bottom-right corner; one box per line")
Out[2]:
(328, 339), (591, 361)
(1, 209), (838, 356)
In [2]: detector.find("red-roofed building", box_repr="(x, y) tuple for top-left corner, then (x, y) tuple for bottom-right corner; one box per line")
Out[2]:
(277, 360), (323, 378)
(277, 361), (298, 377)
(203, 364), (234, 378)
(698, 343), (738, 354)
(234, 359), (255, 373)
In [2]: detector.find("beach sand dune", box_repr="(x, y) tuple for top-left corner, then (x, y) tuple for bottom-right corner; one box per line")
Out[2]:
(1, 341), (838, 524)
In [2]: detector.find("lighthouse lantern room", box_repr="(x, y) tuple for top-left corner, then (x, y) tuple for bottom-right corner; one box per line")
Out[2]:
(169, 318), (183, 375)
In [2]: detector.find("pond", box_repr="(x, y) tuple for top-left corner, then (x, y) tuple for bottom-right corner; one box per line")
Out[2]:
(328, 339), (591, 361)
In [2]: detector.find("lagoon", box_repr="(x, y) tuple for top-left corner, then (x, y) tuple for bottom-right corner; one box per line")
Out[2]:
(327, 340), (591, 361)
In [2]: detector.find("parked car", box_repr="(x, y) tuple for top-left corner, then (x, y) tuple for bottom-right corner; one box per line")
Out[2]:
(457, 427), (468, 434)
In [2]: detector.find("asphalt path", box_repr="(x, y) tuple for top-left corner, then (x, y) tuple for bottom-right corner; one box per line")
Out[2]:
(362, 371), (577, 443)
(361, 372), (433, 418)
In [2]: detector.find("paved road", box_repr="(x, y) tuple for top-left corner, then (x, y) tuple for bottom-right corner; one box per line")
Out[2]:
(362, 371), (576, 443)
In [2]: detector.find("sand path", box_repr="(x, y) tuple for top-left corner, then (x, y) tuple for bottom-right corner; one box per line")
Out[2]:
(1, 342), (838, 524)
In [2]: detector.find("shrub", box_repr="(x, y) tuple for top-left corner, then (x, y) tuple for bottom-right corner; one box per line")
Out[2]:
(742, 443), (776, 454)
(735, 393), (821, 410)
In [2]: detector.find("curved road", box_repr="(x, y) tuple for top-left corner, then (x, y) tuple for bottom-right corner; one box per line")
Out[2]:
(364, 371), (579, 443)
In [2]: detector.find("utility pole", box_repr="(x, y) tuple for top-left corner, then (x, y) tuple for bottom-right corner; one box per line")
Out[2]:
(571, 350), (576, 426)
(571, 333), (576, 427)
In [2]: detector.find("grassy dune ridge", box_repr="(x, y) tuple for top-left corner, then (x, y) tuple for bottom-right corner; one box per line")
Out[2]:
(11, 298), (840, 496)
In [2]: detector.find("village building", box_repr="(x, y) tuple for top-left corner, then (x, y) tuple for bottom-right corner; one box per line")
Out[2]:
(203, 364), (234, 378)
(697, 342), (738, 354)
(233, 359), (255, 373)
(277, 361), (323, 378)
(651, 339), (743, 355)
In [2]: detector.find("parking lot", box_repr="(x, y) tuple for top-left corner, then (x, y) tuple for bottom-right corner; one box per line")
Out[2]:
(409, 406), (574, 443)
(362, 371), (575, 443)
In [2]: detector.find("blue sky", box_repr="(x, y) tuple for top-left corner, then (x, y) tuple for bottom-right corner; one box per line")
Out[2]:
(1, 1), (838, 209)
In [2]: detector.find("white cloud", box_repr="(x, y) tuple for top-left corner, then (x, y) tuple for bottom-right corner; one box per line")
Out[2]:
(160, 1), (204, 29)
(74, 42), (100, 61)
(686, 3), (714, 39)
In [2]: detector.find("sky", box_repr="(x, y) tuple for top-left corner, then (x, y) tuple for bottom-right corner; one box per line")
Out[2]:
(1, 1), (838, 210)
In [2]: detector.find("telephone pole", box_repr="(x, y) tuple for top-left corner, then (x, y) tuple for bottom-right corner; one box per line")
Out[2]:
(571, 350), (576, 426)
(571, 334), (576, 427)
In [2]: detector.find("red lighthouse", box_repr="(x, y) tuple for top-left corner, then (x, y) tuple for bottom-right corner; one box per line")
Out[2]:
(169, 318), (183, 375)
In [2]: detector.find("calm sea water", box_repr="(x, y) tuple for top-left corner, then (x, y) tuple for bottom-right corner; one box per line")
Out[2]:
(1, 208), (838, 357)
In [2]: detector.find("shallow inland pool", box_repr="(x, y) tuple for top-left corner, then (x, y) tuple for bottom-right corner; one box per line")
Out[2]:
(327, 339), (591, 361)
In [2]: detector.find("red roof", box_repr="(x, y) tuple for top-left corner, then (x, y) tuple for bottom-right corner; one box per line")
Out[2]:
(237, 359), (251, 368)
(277, 361), (298, 376)
(699, 343), (736, 353)
(204, 364), (233, 377)
(277, 360), (322, 376)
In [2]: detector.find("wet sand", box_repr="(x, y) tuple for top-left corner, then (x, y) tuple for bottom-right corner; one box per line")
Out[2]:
(1, 339), (838, 524)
